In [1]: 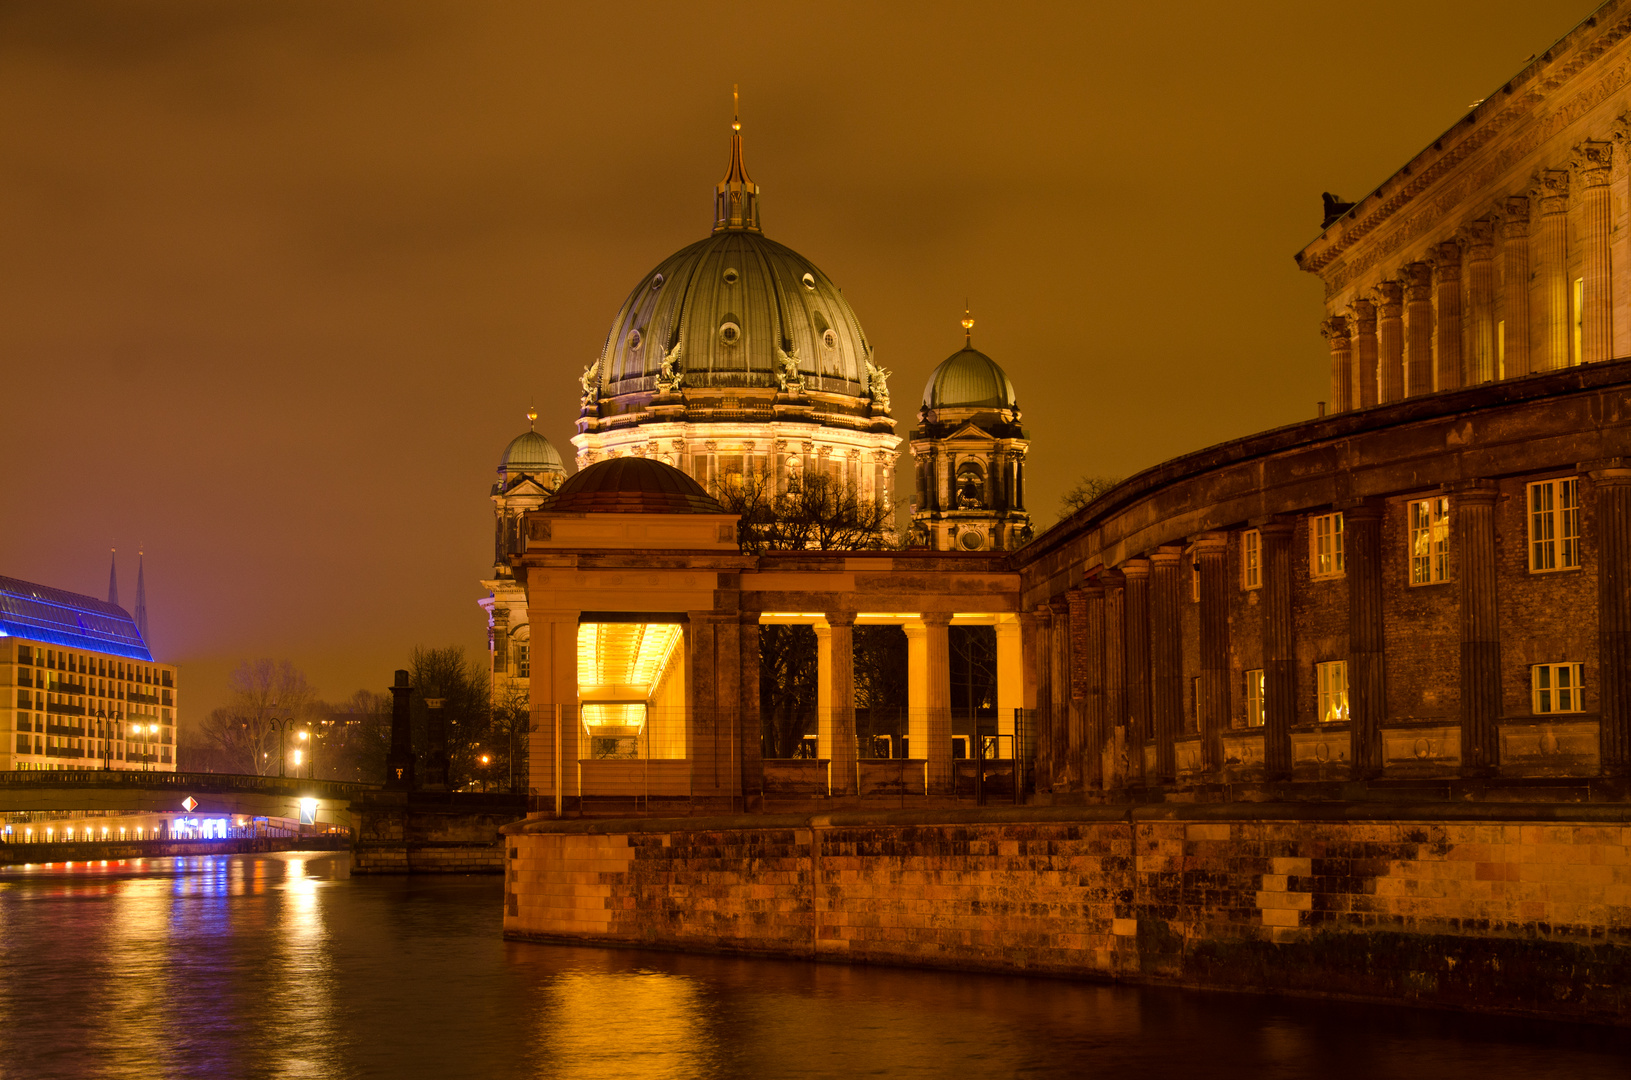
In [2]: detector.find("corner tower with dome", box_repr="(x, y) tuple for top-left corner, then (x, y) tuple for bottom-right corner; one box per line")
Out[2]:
(480, 408), (568, 703)
(908, 311), (1031, 551)
(571, 109), (900, 506)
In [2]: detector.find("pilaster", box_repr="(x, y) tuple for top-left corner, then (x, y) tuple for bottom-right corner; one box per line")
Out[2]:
(1574, 141), (1613, 365)
(1401, 261), (1435, 396)
(1121, 559), (1151, 786)
(1259, 521), (1296, 779)
(1350, 298), (1378, 408)
(1344, 502), (1386, 776)
(1149, 547), (1185, 783)
(1537, 169), (1571, 371)
(1500, 195), (1532, 377)
(1322, 315), (1353, 413)
(1463, 219), (1496, 385)
(1375, 280), (1405, 402)
(1101, 570), (1127, 789)
(1432, 241), (1463, 391)
(1454, 485), (1501, 775)
(1590, 463), (1631, 774)
(1195, 534), (1230, 774)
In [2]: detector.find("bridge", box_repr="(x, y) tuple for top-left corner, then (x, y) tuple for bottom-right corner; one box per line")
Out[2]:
(0, 770), (380, 822)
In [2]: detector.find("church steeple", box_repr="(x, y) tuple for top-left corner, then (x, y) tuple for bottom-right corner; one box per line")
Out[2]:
(712, 87), (761, 234)
(135, 549), (149, 643)
(107, 548), (119, 607)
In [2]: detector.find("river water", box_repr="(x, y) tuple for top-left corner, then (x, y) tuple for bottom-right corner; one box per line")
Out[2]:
(0, 852), (1624, 1079)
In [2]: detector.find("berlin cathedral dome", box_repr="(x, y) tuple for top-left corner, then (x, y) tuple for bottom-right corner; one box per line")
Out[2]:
(572, 110), (899, 505)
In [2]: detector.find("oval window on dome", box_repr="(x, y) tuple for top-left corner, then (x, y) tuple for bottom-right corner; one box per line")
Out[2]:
(651, 274), (663, 290)
(959, 530), (985, 551)
(720, 321), (741, 346)
(723, 267), (739, 285)
(822, 328), (837, 350)
(627, 329), (642, 351)
(801, 272), (815, 290)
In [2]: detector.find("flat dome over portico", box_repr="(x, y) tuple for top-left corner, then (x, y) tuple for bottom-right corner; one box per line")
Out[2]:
(542, 456), (725, 515)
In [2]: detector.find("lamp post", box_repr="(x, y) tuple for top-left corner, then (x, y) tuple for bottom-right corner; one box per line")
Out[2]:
(480, 754), (491, 793)
(268, 716), (302, 778)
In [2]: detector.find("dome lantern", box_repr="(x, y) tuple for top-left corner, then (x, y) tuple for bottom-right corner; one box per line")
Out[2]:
(713, 87), (761, 234)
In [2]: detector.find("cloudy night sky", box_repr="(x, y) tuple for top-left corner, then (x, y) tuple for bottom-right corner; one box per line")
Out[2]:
(0, 1), (1592, 719)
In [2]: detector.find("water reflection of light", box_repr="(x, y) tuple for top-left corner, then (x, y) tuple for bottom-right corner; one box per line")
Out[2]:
(263, 854), (337, 1079)
(543, 970), (714, 1079)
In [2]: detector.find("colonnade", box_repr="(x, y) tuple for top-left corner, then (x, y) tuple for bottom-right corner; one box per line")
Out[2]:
(1322, 138), (1618, 411)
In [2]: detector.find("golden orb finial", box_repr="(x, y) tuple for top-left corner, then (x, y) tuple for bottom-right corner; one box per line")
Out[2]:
(962, 302), (974, 344)
(732, 84), (740, 131)
(526, 404), (537, 430)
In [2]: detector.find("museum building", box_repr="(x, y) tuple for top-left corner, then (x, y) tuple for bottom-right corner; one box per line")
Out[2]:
(489, 9), (1631, 807)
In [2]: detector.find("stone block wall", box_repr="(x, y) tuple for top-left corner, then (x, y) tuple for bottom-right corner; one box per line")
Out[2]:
(503, 805), (1631, 1023)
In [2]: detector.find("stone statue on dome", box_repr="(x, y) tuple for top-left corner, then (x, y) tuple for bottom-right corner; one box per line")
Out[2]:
(776, 347), (803, 392)
(579, 359), (601, 407)
(864, 350), (892, 413)
(655, 343), (684, 394)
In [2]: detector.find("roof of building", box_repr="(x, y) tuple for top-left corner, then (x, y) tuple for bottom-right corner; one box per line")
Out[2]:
(922, 346), (1018, 410)
(593, 120), (876, 402)
(500, 429), (565, 474)
(542, 456), (726, 515)
(0, 575), (153, 661)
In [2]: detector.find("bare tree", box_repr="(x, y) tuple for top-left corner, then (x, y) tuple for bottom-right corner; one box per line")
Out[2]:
(713, 468), (898, 553)
(324, 689), (393, 783)
(409, 645), (492, 789)
(199, 659), (317, 775)
(1059, 475), (1123, 518)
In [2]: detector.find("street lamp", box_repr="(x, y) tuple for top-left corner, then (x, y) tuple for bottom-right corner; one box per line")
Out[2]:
(268, 716), (300, 778)
(480, 754), (491, 793)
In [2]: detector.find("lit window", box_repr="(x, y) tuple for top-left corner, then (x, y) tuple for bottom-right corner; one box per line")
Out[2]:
(1245, 669), (1264, 727)
(1309, 513), (1344, 579)
(1572, 277), (1584, 365)
(1316, 661), (1348, 723)
(515, 643), (530, 679)
(1496, 319), (1505, 379)
(1528, 477), (1581, 572)
(1532, 663), (1584, 714)
(1409, 497), (1450, 585)
(1241, 530), (1261, 590)
(1189, 559), (1200, 603)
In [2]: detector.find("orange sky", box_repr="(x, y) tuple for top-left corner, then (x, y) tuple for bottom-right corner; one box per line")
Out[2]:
(0, 1), (1592, 720)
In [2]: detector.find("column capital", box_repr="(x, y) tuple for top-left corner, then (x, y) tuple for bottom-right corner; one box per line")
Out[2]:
(1096, 568), (1126, 588)
(1069, 583), (1104, 602)
(918, 611), (953, 627)
(1251, 514), (1297, 536)
(1444, 479), (1499, 505)
(1500, 194), (1531, 236)
(1572, 139), (1613, 187)
(1321, 315), (1351, 347)
(1535, 168), (1570, 214)
(1373, 279), (1403, 315)
(1048, 598), (1070, 616)
(1431, 240), (1462, 282)
(1192, 532), (1229, 555)
(1337, 497), (1386, 520)
(1148, 545), (1186, 568)
(1459, 217), (1495, 258)
(1583, 457), (1631, 484)
(1400, 261), (1433, 302)
(1033, 604), (1054, 625)
(1348, 297), (1377, 331)
(1118, 557), (1150, 580)
(824, 611), (856, 628)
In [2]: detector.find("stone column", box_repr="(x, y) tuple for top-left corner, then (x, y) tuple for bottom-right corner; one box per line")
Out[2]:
(1102, 570), (1127, 788)
(1195, 534), (1230, 773)
(1463, 219), (1496, 384)
(816, 623), (834, 760)
(1122, 559), (1152, 786)
(1019, 609), (1041, 779)
(1032, 605), (1053, 792)
(1345, 501), (1386, 777)
(1322, 315), (1353, 413)
(1574, 141), (1613, 364)
(1078, 584), (1106, 788)
(1376, 281), (1405, 402)
(1402, 261), (1435, 396)
(995, 616), (1023, 757)
(1455, 484), (1501, 775)
(1351, 298), (1379, 408)
(922, 612), (953, 794)
(1590, 463), (1631, 775)
(1537, 169), (1571, 370)
(1500, 196), (1532, 377)
(1149, 547), (1185, 783)
(1259, 521), (1296, 780)
(1433, 241), (1463, 390)
(1050, 599), (1072, 791)
(738, 615), (763, 802)
(824, 612), (858, 795)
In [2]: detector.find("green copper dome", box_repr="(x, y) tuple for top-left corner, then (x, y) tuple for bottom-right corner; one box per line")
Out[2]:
(500, 429), (565, 474)
(922, 347), (1018, 410)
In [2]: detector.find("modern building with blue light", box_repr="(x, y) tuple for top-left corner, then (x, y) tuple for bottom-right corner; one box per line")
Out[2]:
(0, 575), (177, 772)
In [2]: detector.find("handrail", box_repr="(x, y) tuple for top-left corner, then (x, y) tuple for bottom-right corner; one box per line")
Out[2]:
(0, 770), (379, 797)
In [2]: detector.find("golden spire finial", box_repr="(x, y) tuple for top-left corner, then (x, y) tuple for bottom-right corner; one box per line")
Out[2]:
(962, 302), (974, 345)
(526, 404), (537, 430)
(732, 84), (740, 132)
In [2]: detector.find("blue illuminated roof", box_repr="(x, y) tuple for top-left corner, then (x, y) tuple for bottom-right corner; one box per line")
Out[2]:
(0, 575), (153, 662)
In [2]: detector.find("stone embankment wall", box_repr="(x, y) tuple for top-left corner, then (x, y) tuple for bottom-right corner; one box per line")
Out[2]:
(0, 835), (348, 865)
(352, 792), (525, 874)
(502, 804), (1631, 1024)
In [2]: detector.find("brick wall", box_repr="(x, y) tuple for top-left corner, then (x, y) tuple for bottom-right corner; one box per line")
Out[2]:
(504, 806), (1631, 1023)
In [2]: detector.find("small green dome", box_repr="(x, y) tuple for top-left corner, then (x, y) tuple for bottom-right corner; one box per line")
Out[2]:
(500, 430), (565, 474)
(922, 347), (1017, 410)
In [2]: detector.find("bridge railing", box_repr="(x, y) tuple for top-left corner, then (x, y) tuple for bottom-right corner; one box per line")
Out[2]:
(0, 771), (379, 799)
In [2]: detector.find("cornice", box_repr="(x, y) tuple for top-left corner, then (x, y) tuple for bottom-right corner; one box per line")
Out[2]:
(1295, 1), (1631, 279)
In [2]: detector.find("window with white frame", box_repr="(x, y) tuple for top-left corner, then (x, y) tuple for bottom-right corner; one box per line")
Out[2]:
(1409, 497), (1450, 585)
(1241, 529), (1261, 590)
(1532, 663), (1584, 714)
(1528, 477), (1581, 572)
(1245, 669), (1264, 727)
(1189, 558), (1200, 603)
(1310, 513), (1344, 579)
(1316, 661), (1348, 723)
(515, 642), (530, 679)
